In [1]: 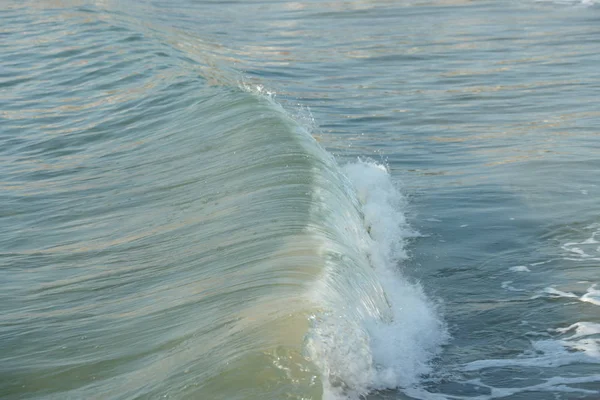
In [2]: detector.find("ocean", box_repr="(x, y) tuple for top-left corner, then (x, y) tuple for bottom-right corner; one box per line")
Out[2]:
(1, 0), (599, 399)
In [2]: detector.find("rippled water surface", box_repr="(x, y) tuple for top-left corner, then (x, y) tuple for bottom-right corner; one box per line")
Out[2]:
(1, 0), (599, 399)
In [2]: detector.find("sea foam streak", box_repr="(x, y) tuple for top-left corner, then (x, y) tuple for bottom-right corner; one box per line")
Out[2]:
(535, 0), (598, 5)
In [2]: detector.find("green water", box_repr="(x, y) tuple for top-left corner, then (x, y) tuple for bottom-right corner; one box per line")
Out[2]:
(1, 1), (599, 399)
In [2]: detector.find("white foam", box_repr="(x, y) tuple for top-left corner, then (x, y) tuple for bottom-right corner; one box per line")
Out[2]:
(343, 160), (447, 388)
(541, 286), (579, 298)
(509, 265), (531, 272)
(561, 225), (600, 261)
(535, 0), (598, 6)
(530, 259), (554, 266)
(555, 321), (600, 339)
(532, 284), (600, 306)
(404, 373), (600, 399)
(461, 375), (600, 399)
(244, 87), (448, 398)
(581, 284), (600, 306)
(462, 319), (600, 380)
(306, 159), (447, 399)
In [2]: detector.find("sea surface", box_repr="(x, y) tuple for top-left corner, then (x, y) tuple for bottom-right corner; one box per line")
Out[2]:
(1, 0), (599, 399)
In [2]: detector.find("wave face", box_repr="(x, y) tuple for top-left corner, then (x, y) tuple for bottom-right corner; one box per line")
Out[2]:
(0, 3), (446, 399)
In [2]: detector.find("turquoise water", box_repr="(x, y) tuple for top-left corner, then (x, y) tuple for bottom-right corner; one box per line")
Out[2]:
(1, 0), (599, 399)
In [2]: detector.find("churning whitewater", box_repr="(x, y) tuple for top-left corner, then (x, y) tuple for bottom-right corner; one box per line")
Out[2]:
(305, 158), (448, 398)
(244, 90), (448, 399)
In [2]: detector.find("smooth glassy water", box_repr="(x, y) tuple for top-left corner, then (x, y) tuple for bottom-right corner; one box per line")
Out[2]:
(1, 0), (599, 399)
